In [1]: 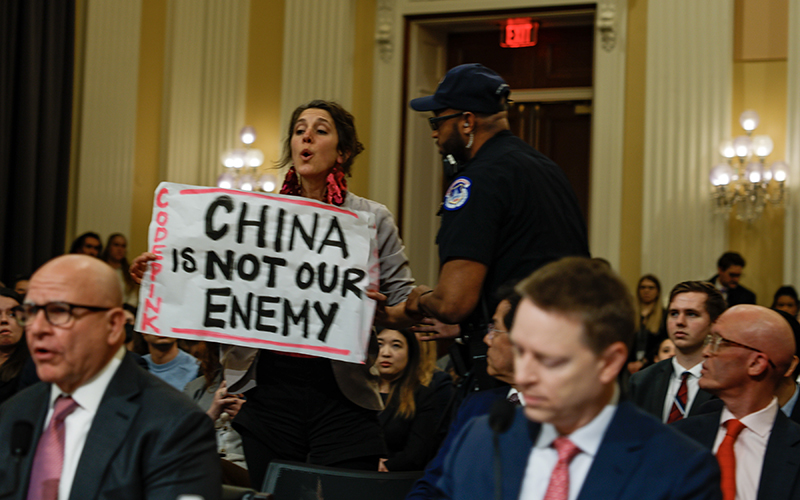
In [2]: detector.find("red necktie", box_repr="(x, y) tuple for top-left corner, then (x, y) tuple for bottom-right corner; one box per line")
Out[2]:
(543, 437), (581, 500)
(716, 418), (746, 500)
(667, 372), (689, 423)
(27, 395), (79, 500)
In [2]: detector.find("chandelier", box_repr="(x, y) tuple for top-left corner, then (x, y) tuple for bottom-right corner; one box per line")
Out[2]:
(708, 110), (789, 222)
(217, 126), (277, 192)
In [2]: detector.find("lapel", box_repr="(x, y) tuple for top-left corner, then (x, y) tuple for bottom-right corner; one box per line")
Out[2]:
(757, 411), (800, 500)
(688, 389), (715, 417)
(649, 360), (673, 415)
(502, 417), (542, 500)
(67, 355), (143, 500)
(11, 384), (51, 500)
(576, 402), (650, 500)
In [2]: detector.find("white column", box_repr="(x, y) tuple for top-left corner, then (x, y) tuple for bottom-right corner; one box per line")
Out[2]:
(161, 0), (250, 187)
(784, 0), (800, 284)
(74, 0), (142, 239)
(641, 0), (732, 286)
(280, 0), (356, 131)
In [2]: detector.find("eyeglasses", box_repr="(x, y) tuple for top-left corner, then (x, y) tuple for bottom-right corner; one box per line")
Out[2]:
(428, 112), (465, 131)
(704, 334), (776, 368)
(486, 322), (508, 341)
(12, 302), (112, 327)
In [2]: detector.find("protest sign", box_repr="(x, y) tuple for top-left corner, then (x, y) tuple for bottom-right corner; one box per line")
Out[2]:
(134, 182), (378, 364)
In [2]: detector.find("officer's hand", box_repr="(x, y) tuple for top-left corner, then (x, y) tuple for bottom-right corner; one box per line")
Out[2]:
(406, 285), (433, 320)
(411, 317), (460, 341)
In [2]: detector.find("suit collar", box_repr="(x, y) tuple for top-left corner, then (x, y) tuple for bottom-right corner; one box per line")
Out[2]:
(68, 354), (144, 500)
(758, 410), (800, 500)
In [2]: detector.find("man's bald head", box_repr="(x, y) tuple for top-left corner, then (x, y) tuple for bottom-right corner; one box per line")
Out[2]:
(26, 254), (126, 393)
(721, 305), (795, 378)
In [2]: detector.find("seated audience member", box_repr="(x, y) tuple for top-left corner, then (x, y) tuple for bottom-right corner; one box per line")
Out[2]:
(0, 255), (220, 499)
(68, 231), (102, 257)
(673, 305), (800, 500)
(101, 233), (139, 307)
(773, 285), (799, 318)
(417, 334), (454, 426)
(709, 251), (756, 306)
(629, 281), (725, 422)
(142, 332), (199, 391)
(12, 276), (29, 298)
(0, 288), (29, 405)
(653, 337), (677, 363)
(629, 274), (666, 374)
(770, 310), (800, 423)
(185, 342), (249, 486)
(436, 258), (721, 500)
(377, 329), (442, 471)
(406, 288), (522, 500)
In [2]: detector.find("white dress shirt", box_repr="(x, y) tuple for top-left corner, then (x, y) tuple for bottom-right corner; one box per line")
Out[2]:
(42, 347), (124, 500)
(661, 357), (703, 422)
(712, 398), (778, 500)
(518, 388), (619, 500)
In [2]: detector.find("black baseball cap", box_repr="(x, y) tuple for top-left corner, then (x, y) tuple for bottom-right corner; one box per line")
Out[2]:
(410, 63), (510, 114)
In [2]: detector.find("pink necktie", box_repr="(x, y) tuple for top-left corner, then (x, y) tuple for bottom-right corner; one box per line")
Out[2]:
(27, 396), (79, 500)
(543, 436), (581, 500)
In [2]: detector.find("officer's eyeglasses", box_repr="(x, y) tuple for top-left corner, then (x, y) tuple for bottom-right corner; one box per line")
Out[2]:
(704, 333), (776, 368)
(428, 112), (465, 131)
(12, 302), (112, 327)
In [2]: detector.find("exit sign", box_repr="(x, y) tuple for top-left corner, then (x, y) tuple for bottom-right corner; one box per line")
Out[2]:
(501, 19), (539, 48)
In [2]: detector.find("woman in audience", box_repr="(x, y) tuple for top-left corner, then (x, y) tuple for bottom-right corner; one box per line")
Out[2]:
(772, 285), (799, 318)
(132, 100), (414, 489)
(652, 337), (676, 363)
(628, 274), (665, 373)
(102, 233), (139, 307)
(0, 288), (29, 404)
(377, 328), (441, 472)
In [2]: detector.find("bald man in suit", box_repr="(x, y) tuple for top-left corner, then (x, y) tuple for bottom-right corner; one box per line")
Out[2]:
(0, 255), (220, 500)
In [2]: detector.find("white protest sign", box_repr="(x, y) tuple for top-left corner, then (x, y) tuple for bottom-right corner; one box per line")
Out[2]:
(135, 182), (378, 364)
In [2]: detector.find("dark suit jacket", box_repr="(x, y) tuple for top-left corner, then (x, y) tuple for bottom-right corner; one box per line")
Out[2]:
(437, 401), (721, 500)
(406, 386), (509, 500)
(673, 408), (800, 500)
(709, 275), (756, 306)
(0, 354), (221, 500)
(629, 358), (715, 421)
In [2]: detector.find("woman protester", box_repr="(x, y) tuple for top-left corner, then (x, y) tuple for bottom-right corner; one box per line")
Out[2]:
(0, 288), (29, 404)
(132, 100), (414, 489)
(377, 329), (441, 472)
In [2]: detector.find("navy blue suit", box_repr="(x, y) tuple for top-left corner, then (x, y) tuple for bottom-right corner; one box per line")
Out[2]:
(406, 386), (508, 499)
(437, 401), (721, 500)
(672, 409), (800, 500)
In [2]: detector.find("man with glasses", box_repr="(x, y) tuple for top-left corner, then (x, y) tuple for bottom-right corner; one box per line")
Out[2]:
(709, 252), (756, 307)
(629, 281), (725, 422)
(0, 255), (221, 500)
(405, 63), (589, 392)
(673, 304), (800, 500)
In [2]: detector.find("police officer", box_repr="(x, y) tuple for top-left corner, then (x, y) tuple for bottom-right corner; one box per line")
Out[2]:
(405, 63), (590, 390)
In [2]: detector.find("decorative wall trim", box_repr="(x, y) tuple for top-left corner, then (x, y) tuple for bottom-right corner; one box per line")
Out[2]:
(641, 0), (731, 286)
(161, 0), (250, 187)
(74, 0), (142, 238)
(784, 0), (800, 284)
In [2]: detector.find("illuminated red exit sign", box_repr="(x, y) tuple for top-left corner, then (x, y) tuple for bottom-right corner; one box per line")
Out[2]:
(501, 19), (539, 48)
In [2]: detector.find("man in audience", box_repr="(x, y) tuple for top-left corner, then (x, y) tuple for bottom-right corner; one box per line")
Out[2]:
(142, 332), (199, 391)
(436, 257), (720, 500)
(673, 305), (800, 500)
(0, 255), (220, 500)
(68, 231), (102, 258)
(709, 252), (756, 306)
(629, 281), (724, 422)
(407, 288), (522, 500)
(405, 63), (589, 391)
(774, 309), (800, 423)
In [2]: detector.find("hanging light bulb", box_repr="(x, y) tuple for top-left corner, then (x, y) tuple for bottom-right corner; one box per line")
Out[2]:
(240, 126), (256, 145)
(739, 110), (760, 133)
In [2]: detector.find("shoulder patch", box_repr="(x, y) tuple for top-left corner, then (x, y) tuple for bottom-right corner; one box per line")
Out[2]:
(443, 177), (471, 211)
